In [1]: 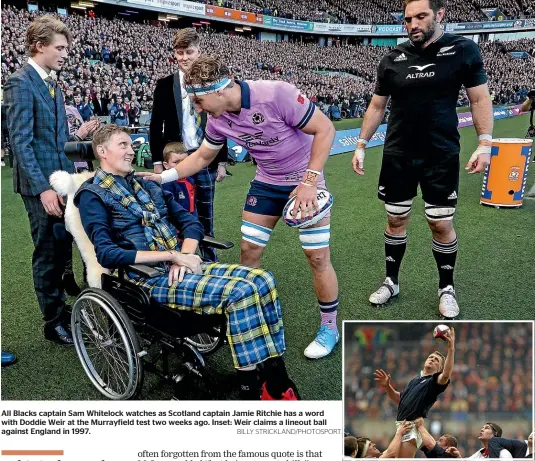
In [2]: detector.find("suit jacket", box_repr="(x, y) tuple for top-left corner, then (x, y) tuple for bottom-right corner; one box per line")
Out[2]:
(4, 63), (74, 196)
(92, 97), (109, 116)
(149, 72), (227, 169)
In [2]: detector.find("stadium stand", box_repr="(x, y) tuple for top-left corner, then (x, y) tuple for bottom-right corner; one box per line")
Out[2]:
(344, 323), (533, 458)
(198, 0), (534, 23)
(1, 5), (533, 124)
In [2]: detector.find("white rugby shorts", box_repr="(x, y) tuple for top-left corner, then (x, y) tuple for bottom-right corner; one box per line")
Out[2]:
(395, 420), (423, 449)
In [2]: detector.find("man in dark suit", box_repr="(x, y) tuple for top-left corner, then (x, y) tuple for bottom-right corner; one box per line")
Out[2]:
(150, 28), (228, 261)
(91, 91), (109, 116)
(4, 16), (98, 345)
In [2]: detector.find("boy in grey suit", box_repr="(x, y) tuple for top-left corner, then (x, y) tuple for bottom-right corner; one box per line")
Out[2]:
(4, 16), (98, 345)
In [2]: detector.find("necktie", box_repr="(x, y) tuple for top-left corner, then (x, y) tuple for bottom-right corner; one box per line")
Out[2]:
(44, 76), (56, 98)
(194, 110), (204, 145)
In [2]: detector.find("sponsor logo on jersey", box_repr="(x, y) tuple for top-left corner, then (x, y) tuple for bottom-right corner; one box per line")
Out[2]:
(239, 131), (264, 142)
(238, 131), (280, 148)
(394, 53), (407, 62)
(227, 119), (232, 128)
(408, 64), (435, 71)
(406, 71), (435, 79)
(297, 94), (305, 104)
(406, 64), (436, 79)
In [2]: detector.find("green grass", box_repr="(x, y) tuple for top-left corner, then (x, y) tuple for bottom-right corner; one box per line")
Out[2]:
(2, 114), (534, 401)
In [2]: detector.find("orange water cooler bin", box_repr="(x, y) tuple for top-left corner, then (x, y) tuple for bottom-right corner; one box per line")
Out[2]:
(480, 138), (533, 208)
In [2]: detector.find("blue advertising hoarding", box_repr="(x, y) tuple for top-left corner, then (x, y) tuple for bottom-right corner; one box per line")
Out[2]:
(263, 16), (313, 31)
(446, 20), (517, 31)
(373, 24), (404, 34)
(226, 105), (524, 161)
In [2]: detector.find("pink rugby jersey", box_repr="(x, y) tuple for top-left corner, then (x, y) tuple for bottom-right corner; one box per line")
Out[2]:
(204, 80), (321, 186)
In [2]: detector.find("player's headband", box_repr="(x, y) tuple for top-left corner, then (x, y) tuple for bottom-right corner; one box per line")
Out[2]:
(186, 77), (232, 96)
(360, 440), (370, 458)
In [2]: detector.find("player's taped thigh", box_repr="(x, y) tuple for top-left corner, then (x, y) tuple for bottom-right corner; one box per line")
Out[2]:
(299, 224), (330, 250)
(424, 202), (456, 221)
(241, 220), (273, 247)
(385, 199), (413, 218)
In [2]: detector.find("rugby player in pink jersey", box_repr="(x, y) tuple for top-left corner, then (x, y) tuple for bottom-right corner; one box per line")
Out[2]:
(145, 56), (340, 359)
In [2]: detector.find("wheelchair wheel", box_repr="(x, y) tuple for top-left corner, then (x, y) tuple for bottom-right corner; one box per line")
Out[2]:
(185, 327), (223, 355)
(71, 288), (144, 400)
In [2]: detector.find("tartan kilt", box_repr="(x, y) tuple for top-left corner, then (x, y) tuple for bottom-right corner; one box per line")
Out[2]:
(130, 263), (285, 369)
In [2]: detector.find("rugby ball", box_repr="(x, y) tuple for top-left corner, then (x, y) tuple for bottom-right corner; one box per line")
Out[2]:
(433, 324), (450, 341)
(283, 188), (333, 229)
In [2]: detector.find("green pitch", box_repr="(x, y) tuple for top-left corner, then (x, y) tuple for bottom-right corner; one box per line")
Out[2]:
(2, 114), (533, 401)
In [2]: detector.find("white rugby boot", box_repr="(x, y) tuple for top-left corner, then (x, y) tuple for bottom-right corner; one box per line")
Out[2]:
(438, 285), (459, 319)
(369, 277), (399, 306)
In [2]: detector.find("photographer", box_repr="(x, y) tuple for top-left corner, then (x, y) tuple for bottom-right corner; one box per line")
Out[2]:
(521, 89), (535, 114)
(525, 89), (535, 197)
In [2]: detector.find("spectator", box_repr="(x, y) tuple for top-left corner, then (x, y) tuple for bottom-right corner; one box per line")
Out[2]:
(161, 142), (197, 216)
(1, 5), (532, 123)
(110, 95), (128, 126)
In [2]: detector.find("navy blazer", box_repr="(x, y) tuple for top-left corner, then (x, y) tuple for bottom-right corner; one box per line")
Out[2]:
(4, 63), (74, 196)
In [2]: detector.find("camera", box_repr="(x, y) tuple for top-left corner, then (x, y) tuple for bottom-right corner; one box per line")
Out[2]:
(64, 141), (95, 161)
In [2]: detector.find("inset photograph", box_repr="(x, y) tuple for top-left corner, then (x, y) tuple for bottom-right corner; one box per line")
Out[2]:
(343, 322), (533, 459)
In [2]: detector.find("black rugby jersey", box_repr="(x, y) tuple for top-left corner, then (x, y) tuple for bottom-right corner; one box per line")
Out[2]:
(397, 371), (449, 421)
(374, 33), (487, 158)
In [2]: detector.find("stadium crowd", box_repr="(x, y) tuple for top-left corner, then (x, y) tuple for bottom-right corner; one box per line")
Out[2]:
(1, 5), (534, 125)
(344, 323), (533, 457)
(200, 0), (534, 23)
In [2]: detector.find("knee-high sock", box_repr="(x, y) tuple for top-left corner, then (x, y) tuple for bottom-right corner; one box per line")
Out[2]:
(384, 231), (407, 284)
(432, 238), (458, 289)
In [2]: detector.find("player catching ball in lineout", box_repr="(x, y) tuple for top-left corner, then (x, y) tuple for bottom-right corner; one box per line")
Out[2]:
(374, 326), (455, 458)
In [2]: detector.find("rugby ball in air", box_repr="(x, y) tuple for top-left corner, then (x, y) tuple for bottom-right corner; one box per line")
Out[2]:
(283, 188), (333, 229)
(433, 324), (450, 341)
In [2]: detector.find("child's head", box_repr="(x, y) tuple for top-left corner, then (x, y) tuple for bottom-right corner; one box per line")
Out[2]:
(163, 142), (188, 169)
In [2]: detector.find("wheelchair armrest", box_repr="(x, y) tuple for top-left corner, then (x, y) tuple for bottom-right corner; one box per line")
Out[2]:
(201, 235), (234, 250)
(125, 264), (161, 279)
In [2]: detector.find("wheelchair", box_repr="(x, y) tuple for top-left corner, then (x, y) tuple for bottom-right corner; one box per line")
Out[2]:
(56, 143), (235, 400)
(69, 237), (232, 400)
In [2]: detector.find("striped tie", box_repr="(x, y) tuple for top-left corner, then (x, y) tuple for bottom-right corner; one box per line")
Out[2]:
(44, 76), (56, 98)
(194, 111), (204, 145)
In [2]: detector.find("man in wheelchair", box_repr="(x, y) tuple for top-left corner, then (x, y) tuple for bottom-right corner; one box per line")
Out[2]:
(74, 124), (298, 400)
